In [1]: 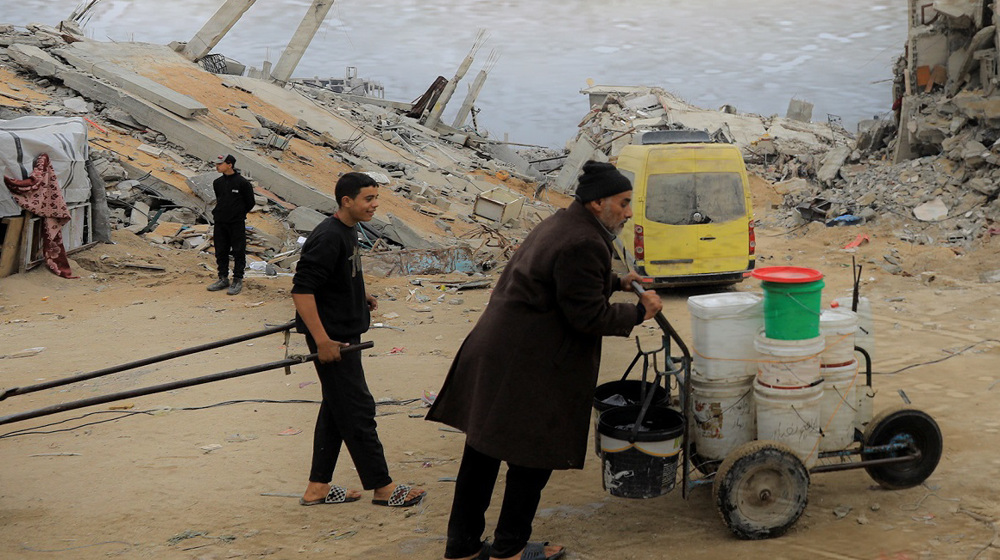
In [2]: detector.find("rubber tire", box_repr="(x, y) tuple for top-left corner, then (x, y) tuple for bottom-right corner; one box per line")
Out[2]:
(862, 406), (943, 490)
(713, 440), (810, 540)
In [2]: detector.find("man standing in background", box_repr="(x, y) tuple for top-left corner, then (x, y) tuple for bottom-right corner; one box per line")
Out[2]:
(206, 154), (255, 296)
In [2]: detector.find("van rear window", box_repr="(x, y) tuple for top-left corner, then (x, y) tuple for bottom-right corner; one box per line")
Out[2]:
(645, 172), (745, 225)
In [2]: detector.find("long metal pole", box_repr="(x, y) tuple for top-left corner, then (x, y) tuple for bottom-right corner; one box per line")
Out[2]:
(0, 321), (296, 401)
(0, 342), (373, 426)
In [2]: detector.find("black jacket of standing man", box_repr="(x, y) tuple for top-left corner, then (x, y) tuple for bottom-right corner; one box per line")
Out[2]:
(207, 154), (255, 296)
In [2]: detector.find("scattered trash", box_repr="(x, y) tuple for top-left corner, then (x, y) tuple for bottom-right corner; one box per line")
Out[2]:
(299, 381), (316, 389)
(107, 404), (134, 410)
(29, 452), (81, 457)
(278, 428), (302, 436)
(844, 234), (870, 249)
(3, 347), (46, 359)
(833, 505), (852, 519)
(372, 322), (405, 331)
(200, 444), (223, 453)
(389, 347), (406, 354)
(422, 390), (437, 407)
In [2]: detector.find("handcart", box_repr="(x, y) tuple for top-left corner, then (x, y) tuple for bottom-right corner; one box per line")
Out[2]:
(596, 282), (943, 539)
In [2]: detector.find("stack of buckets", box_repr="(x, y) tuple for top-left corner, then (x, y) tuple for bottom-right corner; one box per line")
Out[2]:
(686, 292), (762, 469)
(751, 266), (828, 468)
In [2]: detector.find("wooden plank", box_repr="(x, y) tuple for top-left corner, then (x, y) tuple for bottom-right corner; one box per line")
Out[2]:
(0, 216), (25, 278)
(19, 212), (34, 274)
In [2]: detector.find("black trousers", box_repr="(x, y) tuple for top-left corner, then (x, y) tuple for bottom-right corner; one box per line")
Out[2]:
(445, 443), (552, 559)
(213, 220), (246, 280)
(306, 335), (391, 490)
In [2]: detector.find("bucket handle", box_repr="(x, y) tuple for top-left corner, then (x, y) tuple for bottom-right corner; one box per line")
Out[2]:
(781, 292), (823, 316)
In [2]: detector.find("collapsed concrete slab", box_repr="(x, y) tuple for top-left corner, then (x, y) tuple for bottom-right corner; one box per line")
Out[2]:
(56, 45), (208, 119)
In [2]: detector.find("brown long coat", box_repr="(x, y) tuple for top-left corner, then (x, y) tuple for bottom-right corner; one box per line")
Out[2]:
(426, 201), (639, 470)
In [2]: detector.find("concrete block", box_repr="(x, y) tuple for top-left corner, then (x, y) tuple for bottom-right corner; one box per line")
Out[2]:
(56, 46), (209, 119)
(287, 206), (328, 233)
(7, 43), (66, 77)
(137, 143), (163, 157)
(130, 201), (150, 228)
(786, 98), (813, 122)
(186, 172), (218, 204)
(817, 145), (851, 185)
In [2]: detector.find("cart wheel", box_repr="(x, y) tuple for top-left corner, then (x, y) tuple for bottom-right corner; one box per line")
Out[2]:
(862, 406), (942, 490)
(713, 441), (809, 540)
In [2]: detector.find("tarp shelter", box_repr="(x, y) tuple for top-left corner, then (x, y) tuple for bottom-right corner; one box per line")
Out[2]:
(0, 116), (94, 276)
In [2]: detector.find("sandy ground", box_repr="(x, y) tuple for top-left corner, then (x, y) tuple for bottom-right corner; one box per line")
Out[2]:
(3, 177), (1000, 560)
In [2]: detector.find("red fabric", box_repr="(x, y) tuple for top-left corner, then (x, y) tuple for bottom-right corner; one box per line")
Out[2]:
(4, 153), (78, 278)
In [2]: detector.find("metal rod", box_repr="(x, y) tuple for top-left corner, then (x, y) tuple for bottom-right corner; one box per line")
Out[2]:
(0, 321), (296, 401)
(0, 342), (373, 426)
(808, 450), (922, 474)
(630, 282), (690, 363)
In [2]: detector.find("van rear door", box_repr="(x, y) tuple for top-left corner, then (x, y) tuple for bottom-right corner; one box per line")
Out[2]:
(641, 170), (749, 277)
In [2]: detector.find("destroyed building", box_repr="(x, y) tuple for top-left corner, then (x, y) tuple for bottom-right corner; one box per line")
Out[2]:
(0, 2), (560, 282)
(550, 0), (1000, 254)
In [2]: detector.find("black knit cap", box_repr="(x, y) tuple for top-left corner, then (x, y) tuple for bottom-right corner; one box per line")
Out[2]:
(575, 160), (632, 203)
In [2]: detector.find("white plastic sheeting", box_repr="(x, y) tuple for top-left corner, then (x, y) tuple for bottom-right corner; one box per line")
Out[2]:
(0, 116), (90, 218)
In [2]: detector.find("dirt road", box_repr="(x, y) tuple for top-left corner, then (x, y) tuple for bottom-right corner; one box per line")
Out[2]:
(2, 182), (1000, 559)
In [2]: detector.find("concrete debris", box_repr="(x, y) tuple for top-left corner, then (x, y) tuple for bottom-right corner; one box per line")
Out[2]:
(552, 85), (852, 196)
(6, 0), (1000, 277)
(913, 197), (950, 221)
(0, 16), (566, 278)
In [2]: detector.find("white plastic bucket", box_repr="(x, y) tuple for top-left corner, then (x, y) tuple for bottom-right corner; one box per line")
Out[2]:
(833, 296), (874, 365)
(690, 373), (755, 462)
(819, 308), (857, 367)
(755, 379), (824, 468)
(819, 360), (859, 451)
(688, 292), (763, 381)
(754, 332), (823, 387)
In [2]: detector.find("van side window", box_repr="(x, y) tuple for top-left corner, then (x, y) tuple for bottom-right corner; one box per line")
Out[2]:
(645, 172), (746, 225)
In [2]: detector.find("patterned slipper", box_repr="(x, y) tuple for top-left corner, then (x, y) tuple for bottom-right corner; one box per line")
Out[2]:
(299, 484), (360, 506)
(371, 484), (425, 507)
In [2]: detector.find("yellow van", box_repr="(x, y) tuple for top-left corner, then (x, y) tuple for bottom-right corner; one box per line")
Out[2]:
(614, 130), (755, 288)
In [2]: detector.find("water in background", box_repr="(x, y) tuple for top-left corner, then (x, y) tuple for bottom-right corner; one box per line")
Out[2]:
(5, 0), (907, 148)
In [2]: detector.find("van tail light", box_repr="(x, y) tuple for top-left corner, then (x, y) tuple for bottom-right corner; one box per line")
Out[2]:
(634, 224), (645, 259)
(748, 219), (756, 256)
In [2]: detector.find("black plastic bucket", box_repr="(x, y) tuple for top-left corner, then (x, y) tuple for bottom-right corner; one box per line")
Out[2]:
(592, 380), (668, 457)
(598, 405), (685, 499)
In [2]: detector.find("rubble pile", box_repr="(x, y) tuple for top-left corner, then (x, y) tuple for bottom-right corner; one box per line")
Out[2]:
(548, 85), (854, 195)
(0, 18), (566, 280)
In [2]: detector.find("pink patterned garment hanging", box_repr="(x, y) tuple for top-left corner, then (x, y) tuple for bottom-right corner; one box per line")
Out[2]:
(4, 153), (78, 278)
